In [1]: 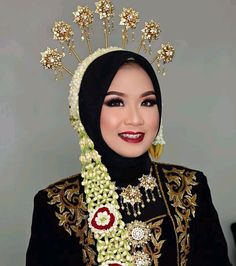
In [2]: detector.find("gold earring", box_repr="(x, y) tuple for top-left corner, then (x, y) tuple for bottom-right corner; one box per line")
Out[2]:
(148, 120), (165, 162)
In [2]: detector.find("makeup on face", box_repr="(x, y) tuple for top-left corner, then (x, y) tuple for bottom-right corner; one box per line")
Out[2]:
(100, 63), (160, 158)
(104, 91), (157, 107)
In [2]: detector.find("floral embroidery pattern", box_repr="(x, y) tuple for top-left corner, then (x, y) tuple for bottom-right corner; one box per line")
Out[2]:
(45, 176), (97, 265)
(163, 167), (198, 266)
(146, 219), (165, 266)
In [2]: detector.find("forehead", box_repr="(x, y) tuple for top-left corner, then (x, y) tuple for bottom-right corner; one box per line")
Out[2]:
(107, 62), (154, 93)
(118, 61), (146, 72)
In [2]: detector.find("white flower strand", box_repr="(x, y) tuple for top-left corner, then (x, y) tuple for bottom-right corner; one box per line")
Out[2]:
(69, 47), (122, 128)
(78, 128), (132, 264)
(69, 47), (133, 265)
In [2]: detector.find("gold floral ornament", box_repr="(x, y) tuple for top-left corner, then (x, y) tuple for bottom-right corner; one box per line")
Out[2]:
(126, 221), (152, 265)
(118, 167), (161, 217)
(137, 20), (161, 54)
(52, 21), (74, 43)
(120, 185), (143, 217)
(133, 251), (152, 266)
(40, 47), (73, 79)
(73, 6), (94, 54)
(95, 0), (114, 48)
(139, 174), (161, 202)
(120, 8), (140, 49)
(127, 220), (151, 248)
(151, 42), (175, 76)
(52, 21), (82, 63)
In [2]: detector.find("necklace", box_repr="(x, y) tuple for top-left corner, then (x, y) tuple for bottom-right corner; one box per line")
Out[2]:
(117, 166), (161, 217)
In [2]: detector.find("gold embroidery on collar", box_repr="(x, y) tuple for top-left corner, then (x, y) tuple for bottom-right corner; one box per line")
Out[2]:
(45, 176), (97, 265)
(163, 167), (198, 266)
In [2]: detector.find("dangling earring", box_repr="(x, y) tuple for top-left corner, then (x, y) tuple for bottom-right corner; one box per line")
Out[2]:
(148, 119), (165, 162)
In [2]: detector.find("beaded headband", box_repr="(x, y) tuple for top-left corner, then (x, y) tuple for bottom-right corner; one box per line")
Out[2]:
(40, 1), (175, 265)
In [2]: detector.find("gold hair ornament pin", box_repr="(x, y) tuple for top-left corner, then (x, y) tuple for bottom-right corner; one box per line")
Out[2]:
(40, 0), (175, 80)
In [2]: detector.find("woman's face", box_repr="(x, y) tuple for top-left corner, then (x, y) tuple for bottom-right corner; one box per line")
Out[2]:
(100, 63), (160, 158)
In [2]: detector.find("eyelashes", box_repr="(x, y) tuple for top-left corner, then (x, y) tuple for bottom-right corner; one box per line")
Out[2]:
(141, 99), (157, 107)
(104, 98), (124, 107)
(103, 97), (157, 107)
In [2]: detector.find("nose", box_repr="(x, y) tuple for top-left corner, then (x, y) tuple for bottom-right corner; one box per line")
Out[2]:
(124, 105), (144, 126)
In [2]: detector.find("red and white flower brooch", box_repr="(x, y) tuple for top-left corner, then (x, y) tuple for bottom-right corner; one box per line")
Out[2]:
(88, 204), (119, 234)
(101, 261), (127, 266)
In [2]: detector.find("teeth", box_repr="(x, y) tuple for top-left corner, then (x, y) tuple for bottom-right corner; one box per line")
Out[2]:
(120, 133), (142, 139)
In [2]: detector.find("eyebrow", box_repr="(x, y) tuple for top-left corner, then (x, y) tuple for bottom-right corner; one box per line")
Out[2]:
(106, 90), (156, 98)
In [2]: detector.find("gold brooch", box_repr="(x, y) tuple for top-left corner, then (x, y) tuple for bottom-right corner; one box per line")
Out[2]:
(118, 167), (161, 217)
(126, 221), (152, 266)
(133, 251), (152, 266)
(127, 220), (151, 248)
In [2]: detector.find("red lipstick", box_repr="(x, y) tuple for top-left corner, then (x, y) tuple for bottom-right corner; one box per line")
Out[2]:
(118, 131), (144, 143)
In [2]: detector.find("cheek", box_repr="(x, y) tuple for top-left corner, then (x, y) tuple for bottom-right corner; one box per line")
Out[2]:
(100, 107), (120, 134)
(144, 108), (160, 134)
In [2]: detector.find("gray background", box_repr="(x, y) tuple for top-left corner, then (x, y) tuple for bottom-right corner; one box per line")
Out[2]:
(0, 0), (236, 265)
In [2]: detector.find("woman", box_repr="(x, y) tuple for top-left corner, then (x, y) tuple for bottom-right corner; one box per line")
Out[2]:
(26, 50), (231, 266)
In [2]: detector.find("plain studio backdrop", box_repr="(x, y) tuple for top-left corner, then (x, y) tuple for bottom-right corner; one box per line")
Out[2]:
(0, 0), (236, 265)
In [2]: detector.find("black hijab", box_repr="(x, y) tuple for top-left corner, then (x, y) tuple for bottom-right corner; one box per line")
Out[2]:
(79, 50), (162, 185)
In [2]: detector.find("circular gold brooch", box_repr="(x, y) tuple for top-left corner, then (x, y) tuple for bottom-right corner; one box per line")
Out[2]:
(127, 220), (151, 248)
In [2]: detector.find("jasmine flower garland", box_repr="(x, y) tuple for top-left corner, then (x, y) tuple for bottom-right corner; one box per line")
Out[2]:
(69, 47), (133, 265)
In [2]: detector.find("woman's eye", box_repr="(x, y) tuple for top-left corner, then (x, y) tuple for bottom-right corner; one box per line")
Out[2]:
(104, 98), (124, 107)
(141, 99), (157, 107)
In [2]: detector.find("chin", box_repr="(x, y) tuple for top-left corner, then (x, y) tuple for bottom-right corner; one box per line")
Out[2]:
(115, 148), (148, 158)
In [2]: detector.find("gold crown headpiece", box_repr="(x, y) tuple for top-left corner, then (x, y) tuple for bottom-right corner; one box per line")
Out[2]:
(40, 0), (175, 80)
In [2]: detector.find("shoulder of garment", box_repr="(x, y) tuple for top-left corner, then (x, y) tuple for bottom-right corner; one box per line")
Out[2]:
(152, 161), (232, 266)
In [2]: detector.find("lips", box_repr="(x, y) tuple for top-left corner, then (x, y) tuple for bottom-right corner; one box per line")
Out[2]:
(118, 131), (144, 143)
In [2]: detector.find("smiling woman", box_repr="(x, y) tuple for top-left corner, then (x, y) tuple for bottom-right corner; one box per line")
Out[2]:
(100, 62), (159, 158)
(26, 49), (232, 266)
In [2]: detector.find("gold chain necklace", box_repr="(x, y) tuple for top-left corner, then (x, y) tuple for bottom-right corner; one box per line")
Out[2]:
(116, 166), (161, 217)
